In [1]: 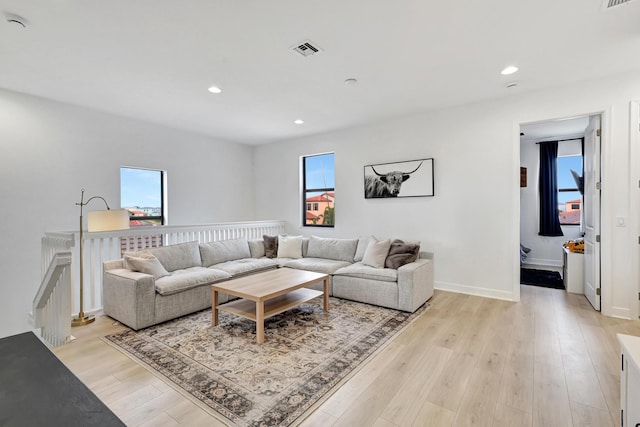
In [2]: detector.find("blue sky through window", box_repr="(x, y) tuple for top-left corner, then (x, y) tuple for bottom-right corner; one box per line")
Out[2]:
(557, 155), (582, 205)
(305, 154), (335, 189)
(120, 168), (162, 208)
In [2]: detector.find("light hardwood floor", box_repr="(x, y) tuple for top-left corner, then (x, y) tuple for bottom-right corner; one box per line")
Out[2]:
(53, 287), (640, 427)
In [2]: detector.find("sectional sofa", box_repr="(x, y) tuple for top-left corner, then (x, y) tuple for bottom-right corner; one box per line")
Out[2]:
(102, 235), (434, 330)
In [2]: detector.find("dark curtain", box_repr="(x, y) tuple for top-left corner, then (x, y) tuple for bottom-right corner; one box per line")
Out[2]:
(538, 141), (564, 236)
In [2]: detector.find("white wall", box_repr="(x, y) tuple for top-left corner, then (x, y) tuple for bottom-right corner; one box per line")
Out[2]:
(254, 70), (640, 320)
(0, 88), (256, 339)
(520, 139), (583, 267)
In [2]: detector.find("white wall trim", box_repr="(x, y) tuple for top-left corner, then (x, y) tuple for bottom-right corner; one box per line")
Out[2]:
(523, 258), (563, 268)
(608, 306), (632, 320)
(629, 100), (640, 321)
(435, 281), (515, 302)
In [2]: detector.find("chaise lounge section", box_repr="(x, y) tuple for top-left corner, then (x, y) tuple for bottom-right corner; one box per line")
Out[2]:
(103, 235), (434, 330)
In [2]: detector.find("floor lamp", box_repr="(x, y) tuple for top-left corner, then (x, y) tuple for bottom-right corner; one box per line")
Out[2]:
(73, 188), (130, 327)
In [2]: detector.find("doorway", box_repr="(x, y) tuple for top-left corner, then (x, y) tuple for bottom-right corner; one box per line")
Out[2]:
(519, 114), (602, 309)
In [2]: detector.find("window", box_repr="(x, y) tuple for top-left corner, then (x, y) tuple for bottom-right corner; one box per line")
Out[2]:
(120, 167), (165, 227)
(302, 153), (335, 226)
(557, 155), (582, 226)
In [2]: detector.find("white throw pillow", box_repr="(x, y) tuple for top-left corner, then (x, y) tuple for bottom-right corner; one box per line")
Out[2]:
(361, 236), (392, 269)
(277, 235), (303, 259)
(124, 252), (170, 279)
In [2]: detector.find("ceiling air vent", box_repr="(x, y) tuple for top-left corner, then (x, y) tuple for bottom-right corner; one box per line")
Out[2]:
(292, 40), (322, 57)
(602, 0), (635, 9)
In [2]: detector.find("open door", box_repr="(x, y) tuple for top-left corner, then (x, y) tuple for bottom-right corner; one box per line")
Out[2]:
(583, 115), (601, 310)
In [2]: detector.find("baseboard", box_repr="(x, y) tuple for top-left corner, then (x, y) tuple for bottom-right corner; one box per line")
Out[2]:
(434, 281), (516, 302)
(523, 258), (563, 268)
(604, 305), (635, 320)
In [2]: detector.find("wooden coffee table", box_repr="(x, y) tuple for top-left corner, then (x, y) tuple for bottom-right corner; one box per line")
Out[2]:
(211, 268), (329, 344)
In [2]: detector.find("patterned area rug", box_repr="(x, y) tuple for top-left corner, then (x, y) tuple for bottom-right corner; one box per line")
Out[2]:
(103, 297), (427, 426)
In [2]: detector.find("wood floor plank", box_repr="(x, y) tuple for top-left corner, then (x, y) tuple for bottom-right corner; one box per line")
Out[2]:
(452, 367), (502, 427)
(533, 361), (573, 427)
(379, 345), (452, 425)
(410, 401), (456, 427)
(299, 408), (338, 427)
(49, 287), (640, 427)
(493, 403), (533, 427)
(569, 400), (615, 427)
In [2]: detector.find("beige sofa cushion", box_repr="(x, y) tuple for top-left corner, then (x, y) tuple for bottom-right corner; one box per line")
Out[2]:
(306, 236), (358, 263)
(143, 241), (202, 272)
(284, 258), (351, 275)
(154, 267), (230, 295)
(209, 258), (278, 277)
(199, 238), (251, 267)
(333, 263), (398, 282)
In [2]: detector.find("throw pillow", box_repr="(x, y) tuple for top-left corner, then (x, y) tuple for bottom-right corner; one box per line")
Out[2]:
(385, 239), (420, 269)
(277, 235), (303, 259)
(263, 235), (278, 258)
(361, 236), (392, 269)
(124, 252), (169, 279)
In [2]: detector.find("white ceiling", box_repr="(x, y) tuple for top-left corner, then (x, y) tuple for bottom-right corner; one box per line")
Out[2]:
(1, 0), (639, 145)
(520, 116), (591, 143)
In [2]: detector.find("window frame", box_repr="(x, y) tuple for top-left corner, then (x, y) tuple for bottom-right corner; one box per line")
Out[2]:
(302, 152), (335, 228)
(120, 166), (166, 227)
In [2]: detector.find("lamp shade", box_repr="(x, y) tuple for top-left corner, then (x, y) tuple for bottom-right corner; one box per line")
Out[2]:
(87, 209), (130, 232)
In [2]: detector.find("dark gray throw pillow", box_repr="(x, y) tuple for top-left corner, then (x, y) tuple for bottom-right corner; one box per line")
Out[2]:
(384, 239), (420, 269)
(263, 235), (278, 258)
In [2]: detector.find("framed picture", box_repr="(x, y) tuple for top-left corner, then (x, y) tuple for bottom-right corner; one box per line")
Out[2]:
(364, 158), (434, 198)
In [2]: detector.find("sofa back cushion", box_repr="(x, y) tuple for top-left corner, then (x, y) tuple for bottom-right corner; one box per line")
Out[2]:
(145, 241), (201, 272)
(306, 236), (358, 263)
(354, 237), (370, 262)
(199, 238), (251, 267)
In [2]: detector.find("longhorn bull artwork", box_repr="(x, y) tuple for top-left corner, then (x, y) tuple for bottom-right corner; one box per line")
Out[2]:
(364, 158), (434, 199)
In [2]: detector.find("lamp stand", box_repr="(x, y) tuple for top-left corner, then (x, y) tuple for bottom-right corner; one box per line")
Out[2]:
(72, 210), (94, 326)
(71, 189), (130, 327)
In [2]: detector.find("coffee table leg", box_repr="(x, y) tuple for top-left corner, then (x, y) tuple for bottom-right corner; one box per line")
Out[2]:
(256, 301), (265, 344)
(212, 289), (219, 326)
(323, 277), (330, 311)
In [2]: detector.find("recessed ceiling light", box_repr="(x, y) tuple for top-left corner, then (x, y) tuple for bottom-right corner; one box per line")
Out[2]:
(344, 78), (358, 85)
(294, 119), (304, 125)
(506, 82), (518, 89)
(208, 86), (222, 94)
(501, 65), (519, 75)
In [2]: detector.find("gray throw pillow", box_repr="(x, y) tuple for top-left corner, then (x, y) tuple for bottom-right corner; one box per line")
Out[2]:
(124, 252), (169, 279)
(263, 235), (278, 258)
(385, 239), (420, 269)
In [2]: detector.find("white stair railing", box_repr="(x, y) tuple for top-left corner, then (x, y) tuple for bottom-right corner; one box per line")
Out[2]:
(32, 251), (73, 347)
(41, 220), (287, 320)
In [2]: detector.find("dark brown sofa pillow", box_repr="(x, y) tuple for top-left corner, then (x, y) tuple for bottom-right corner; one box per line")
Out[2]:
(384, 239), (420, 269)
(263, 235), (278, 258)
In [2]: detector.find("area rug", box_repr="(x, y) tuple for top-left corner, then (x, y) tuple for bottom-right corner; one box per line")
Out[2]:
(520, 267), (565, 289)
(103, 297), (427, 426)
